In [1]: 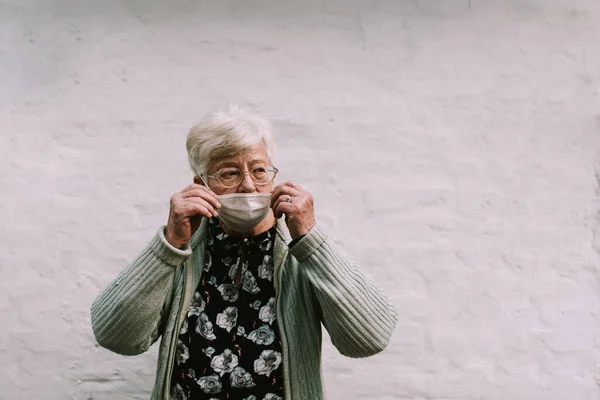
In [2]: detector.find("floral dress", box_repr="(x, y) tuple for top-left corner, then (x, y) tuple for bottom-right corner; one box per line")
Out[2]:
(170, 218), (284, 400)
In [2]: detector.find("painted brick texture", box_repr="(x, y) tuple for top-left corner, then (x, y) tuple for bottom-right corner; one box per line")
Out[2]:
(1, 1), (600, 399)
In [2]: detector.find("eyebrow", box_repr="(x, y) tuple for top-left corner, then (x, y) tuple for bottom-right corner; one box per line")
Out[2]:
(215, 158), (269, 170)
(215, 161), (238, 169)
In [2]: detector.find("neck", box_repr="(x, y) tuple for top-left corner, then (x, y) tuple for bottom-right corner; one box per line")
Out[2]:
(219, 210), (277, 237)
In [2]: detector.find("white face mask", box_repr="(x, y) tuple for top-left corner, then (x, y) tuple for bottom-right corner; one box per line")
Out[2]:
(215, 192), (272, 233)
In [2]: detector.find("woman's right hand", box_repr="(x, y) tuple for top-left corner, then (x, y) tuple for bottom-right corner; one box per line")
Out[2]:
(165, 184), (221, 249)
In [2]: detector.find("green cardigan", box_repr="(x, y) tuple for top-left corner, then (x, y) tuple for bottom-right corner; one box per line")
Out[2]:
(91, 218), (398, 400)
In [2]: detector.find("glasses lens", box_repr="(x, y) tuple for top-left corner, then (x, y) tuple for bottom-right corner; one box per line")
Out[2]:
(251, 166), (274, 184)
(217, 168), (243, 187)
(215, 166), (277, 187)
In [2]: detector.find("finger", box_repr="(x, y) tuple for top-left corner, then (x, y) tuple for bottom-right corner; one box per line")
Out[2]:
(178, 198), (218, 218)
(181, 203), (213, 219)
(180, 183), (202, 193)
(271, 191), (300, 210)
(181, 189), (221, 209)
(271, 196), (284, 216)
(181, 183), (218, 197)
(272, 192), (301, 215)
(273, 201), (294, 219)
(272, 181), (298, 193)
(285, 181), (304, 191)
(180, 183), (216, 197)
(270, 186), (301, 207)
(188, 197), (220, 217)
(279, 181), (310, 202)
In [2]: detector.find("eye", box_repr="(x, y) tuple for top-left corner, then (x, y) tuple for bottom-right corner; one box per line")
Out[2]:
(219, 169), (241, 178)
(252, 167), (268, 179)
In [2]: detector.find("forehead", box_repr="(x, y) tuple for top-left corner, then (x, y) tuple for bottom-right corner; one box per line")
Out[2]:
(210, 144), (269, 170)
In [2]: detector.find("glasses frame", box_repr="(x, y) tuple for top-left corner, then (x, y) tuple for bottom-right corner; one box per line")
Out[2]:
(204, 165), (279, 189)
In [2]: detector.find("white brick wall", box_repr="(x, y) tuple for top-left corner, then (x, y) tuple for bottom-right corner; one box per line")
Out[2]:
(1, 1), (600, 399)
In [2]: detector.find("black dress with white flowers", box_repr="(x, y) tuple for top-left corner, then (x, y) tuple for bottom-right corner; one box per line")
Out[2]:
(171, 218), (284, 400)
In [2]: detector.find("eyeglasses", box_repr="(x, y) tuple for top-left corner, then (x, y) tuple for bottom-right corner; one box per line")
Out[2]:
(204, 165), (279, 188)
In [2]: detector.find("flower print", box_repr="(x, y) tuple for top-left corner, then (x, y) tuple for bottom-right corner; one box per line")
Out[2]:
(263, 394), (282, 400)
(197, 375), (222, 394)
(253, 350), (282, 377)
(259, 236), (273, 251)
(258, 297), (276, 325)
(218, 283), (239, 302)
(179, 318), (188, 335)
(196, 313), (217, 340)
(209, 275), (217, 286)
(216, 306), (238, 332)
(257, 254), (273, 281)
(242, 270), (260, 294)
(228, 262), (241, 281)
(176, 340), (189, 365)
(186, 368), (197, 379)
(210, 349), (239, 376)
(250, 300), (262, 310)
(247, 325), (275, 346)
(243, 396), (257, 400)
(203, 347), (216, 358)
(203, 253), (212, 272)
(171, 383), (187, 400)
(236, 326), (246, 337)
(187, 292), (205, 317)
(223, 255), (236, 267)
(223, 240), (237, 251)
(229, 367), (256, 389)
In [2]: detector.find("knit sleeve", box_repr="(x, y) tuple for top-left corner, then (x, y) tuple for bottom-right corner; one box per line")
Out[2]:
(289, 224), (398, 358)
(90, 226), (191, 356)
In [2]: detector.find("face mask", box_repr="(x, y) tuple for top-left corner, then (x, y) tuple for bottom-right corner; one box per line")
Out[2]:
(215, 192), (272, 233)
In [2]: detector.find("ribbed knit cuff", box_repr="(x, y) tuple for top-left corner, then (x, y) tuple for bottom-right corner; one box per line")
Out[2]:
(288, 224), (328, 261)
(150, 226), (193, 267)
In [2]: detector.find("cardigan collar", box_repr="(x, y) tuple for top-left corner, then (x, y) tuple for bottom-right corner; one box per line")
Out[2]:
(188, 216), (292, 293)
(190, 216), (291, 250)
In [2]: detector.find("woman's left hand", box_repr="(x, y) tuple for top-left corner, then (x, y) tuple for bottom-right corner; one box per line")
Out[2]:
(271, 181), (316, 239)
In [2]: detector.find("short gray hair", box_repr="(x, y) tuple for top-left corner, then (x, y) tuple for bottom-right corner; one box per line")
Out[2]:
(186, 103), (275, 176)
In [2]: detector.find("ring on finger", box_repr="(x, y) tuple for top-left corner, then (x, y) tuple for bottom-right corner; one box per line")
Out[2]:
(286, 195), (292, 203)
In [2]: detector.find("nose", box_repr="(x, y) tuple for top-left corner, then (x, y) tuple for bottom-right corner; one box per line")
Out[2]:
(237, 172), (256, 193)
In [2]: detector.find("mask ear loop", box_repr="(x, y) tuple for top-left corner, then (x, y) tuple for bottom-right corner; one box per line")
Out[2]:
(200, 175), (220, 232)
(199, 175), (212, 190)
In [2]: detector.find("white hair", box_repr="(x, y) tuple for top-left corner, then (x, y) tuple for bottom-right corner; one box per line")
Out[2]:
(186, 103), (275, 176)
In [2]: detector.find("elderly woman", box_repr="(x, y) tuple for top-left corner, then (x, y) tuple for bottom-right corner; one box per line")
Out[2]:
(91, 105), (398, 400)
